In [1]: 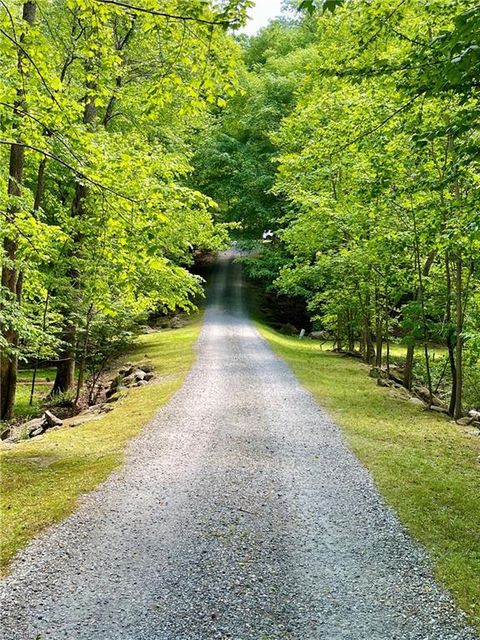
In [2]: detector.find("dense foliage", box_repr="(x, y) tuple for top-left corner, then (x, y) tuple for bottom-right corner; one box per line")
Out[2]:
(2, 0), (479, 422)
(0, 0), (252, 419)
(202, 1), (480, 417)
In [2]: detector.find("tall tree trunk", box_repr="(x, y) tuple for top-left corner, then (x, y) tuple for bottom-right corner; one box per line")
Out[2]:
(404, 343), (414, 391)
(33, 156), (47, 216)
(53, 73), (97, 394)
(444, 254), (457, 416)
(453, 257), (463, 419)
(364, 292), (375, 365)
(403, 250), (436, 393)
(0, 1), (36, 421)
(375, 288), (383, 367)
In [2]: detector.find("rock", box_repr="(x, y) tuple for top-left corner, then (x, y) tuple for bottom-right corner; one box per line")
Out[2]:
(387, 366), (405, 385)
(1, 427), (12, 441)
(144, 372), (155, 382)
(106, 392), (123, 404)
(105, 386), (118, 399)
(170, 316), (186, 329)
(413, 385), (430, 401)
(412, 386), (444, 407)
(122, 373), (136, 386)
(409, 397), (425, 407)
(468, 409), (480, 420)
(29, 427), (44, 438)
(388, 387), (410, 401)
(377, 378), (392, 387)
(44, 410), (63, 428)
(456, 416), (473, 426)
(429, 405), (449, 414)
(134, 369), (146, 381)
(86, 404), (102, 413)
(24, 417), (47, 435)
(137, 362), (153, 373)
(119, 365), (134, 377)
(134, 380), (149, 387)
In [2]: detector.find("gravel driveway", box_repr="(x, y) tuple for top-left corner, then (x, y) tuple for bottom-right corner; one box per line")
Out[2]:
(1, 254), (477, 640)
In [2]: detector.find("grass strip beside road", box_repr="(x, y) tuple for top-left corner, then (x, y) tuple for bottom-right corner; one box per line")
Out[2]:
(0, 317), (202, 575)
(258, 321), (480, 633)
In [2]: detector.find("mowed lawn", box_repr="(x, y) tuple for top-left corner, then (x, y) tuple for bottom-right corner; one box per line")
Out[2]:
(258, 322), (480, 633)
(0, 317), (202, 574)
(14, 368), (56, 421)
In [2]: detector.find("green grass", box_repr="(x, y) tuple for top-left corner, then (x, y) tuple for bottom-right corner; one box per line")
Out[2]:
(258, 322), (480, 633)
(14, 368), (55, 420)
(0, 317), (202, 574)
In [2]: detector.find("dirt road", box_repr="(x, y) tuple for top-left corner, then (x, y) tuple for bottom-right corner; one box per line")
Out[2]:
(0, 254), (476, 639)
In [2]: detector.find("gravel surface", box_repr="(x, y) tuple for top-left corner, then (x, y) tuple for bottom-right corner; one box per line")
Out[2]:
(1, 253), (477, 640)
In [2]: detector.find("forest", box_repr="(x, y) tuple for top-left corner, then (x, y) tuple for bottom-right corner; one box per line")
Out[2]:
(0, 0), (250, 421)
(1, 0), (479, 423)
(196, 0), (480, 420)
(1, 1), (480, 635)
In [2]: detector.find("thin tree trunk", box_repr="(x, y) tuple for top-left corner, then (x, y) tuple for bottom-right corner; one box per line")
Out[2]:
(403, 249), (436, 394)
(33, 157), (47, 216)
(75, 304), (94, 405)
(0, 1), (36, 421)
(444, 254), (457, 416)
(404, 344), (414, 391)
(364, 296), (375, 364)
(454, 257), (463, 419)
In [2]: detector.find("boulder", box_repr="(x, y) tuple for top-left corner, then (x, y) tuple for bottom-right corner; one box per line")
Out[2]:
(468, 409), (480, 421)
(456, 416), (473, 426)
(106, 391), (123, 404)
(387, 366), (405, 385)
(134, 369), (146, 381)
(429, 405), (449, 415)
(0, 427), (12, 441)
(137, 362), (153, 373)
(105, 388), (116, 399)
(170, 316), (186, 329)
(119, 365), (134, 377)
(412, 386), (444, 407)
(44, 410), (63, 428)
(24, 417), (47, 435)
(144, 372), (155, 382)
(29, 427), (44, 438)
(388, 387), (410, 401)
(377, 378), (392, 388)
(122, 373), (136, 386)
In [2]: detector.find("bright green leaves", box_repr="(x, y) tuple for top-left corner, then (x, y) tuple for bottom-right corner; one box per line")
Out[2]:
(0, 0), (247, 395)
(298, 0), (344, 15)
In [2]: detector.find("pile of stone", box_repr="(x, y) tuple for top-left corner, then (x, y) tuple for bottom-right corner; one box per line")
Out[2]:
(369, 365), (480, 431)
(104, 363), (155, 403)
(458, 410), (480, 429)
(1, 410), (63, 442)
(370, 365), (449, 411)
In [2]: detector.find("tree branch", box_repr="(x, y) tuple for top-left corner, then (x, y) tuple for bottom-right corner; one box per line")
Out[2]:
(0, 139), (138, 203)
(91, 0), (234, 26)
